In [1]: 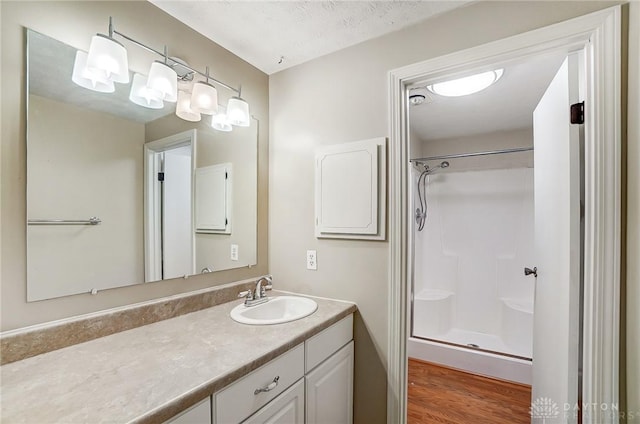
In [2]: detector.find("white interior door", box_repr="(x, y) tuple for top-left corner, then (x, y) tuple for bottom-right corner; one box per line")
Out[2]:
(531, 53), (582, 422)
(162, 147), (193, 279)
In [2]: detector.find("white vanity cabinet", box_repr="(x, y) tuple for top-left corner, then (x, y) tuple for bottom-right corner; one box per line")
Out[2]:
(242, 380), (305, 424)
(304, 315), (354, 424)
(207, 314), (354, 424)
(167, 397), (212, 424)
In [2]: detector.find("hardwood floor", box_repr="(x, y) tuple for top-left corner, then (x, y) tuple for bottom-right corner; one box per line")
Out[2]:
(407, 358), (532, 424)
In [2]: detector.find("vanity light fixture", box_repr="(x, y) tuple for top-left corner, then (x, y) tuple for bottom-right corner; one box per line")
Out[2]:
(147, 59), (178, 102)
(129, 73), (164, 109)
(227, 95), (251, 127)
(72, 17), (250, 131)
(427, 69), (504, 97)
(176, 90), (202, 122)
(85, 18), (129, 84)
(211, 106), (233, 132)
(191, 67), (219, 115)
(71, 50), (115, 93)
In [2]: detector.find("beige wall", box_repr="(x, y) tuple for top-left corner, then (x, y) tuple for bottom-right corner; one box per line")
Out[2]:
(27, 95), (144, 300)
(626, 1), (639, 418)
(0, 1), (269, 331)
(268, 2), (629, 423)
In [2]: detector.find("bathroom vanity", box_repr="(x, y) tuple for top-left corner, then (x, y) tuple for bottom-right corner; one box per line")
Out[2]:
(0, 288), (356, 423)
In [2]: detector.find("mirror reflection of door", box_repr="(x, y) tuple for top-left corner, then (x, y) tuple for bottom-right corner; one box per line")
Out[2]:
(144, 132), (195, 283)
(161, 146), (194, 280)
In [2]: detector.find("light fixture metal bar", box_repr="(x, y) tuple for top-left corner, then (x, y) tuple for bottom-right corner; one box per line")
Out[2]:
(410, 146), (533, 163)
(109, 20), (240, 95)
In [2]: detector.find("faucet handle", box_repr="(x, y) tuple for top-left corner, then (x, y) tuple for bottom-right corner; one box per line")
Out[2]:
(238, 290), (253, 301)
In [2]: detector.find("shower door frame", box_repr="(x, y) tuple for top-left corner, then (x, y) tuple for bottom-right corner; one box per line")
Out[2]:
(387, 6), (621, 424)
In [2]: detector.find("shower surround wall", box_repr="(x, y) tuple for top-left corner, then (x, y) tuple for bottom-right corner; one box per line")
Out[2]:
(413, 167), (535, 359)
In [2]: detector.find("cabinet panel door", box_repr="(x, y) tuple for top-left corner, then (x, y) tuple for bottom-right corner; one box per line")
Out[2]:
(243, 379), (304, 424)
(305, 341), (354, 424)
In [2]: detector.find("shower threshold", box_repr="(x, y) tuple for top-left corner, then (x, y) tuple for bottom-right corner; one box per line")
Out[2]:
(412, 335), (532, 361)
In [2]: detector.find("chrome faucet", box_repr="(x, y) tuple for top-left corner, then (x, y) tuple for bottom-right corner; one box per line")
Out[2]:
(238, 275), (273, 306)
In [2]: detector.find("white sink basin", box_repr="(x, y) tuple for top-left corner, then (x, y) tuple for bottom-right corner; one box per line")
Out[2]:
(230, 296), (318, 325)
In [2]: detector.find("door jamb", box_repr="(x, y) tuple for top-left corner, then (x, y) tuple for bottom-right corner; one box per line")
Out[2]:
(387, 6), (621, 423)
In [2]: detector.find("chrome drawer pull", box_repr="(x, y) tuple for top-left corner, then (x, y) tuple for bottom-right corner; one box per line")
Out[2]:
(254, 376), (279, 395)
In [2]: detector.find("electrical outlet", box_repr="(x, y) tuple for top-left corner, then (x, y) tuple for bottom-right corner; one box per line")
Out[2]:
(230, 244), (239, 261)
(306, 250), (317, 270)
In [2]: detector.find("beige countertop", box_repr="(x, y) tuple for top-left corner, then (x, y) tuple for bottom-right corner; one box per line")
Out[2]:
(0, 292), (356, 423)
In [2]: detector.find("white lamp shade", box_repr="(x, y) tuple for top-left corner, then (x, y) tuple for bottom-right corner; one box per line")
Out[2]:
(86, 34), (129, 84)
(176, 90), (201, 122)
(71, 50), (115, 93)
(190, 81), (218, 115)
(147, 61), (178, 102)
(226, 96), (250, 127)
(129, 73), (164, 109)
(211, 109), (232, 132)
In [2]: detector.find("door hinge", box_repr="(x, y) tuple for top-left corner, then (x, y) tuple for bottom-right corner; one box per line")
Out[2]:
(570, 102), (584, 124)
(225, 172), (228, 180)
(225, 218), (228, 226)
(157, 172), (165, 182)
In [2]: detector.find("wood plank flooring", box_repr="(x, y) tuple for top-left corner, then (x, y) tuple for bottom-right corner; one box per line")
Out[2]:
(407, 358), (532, 424)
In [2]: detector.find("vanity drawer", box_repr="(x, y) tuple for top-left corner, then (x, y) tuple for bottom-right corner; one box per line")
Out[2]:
(215, 344), (304, 423)
(305, 314), (353, 372)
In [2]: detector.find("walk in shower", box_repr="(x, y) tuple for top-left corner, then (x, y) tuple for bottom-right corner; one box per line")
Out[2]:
(408, 148), (535, 384)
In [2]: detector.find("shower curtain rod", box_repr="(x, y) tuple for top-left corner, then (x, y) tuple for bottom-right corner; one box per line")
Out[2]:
(410, 146), (533, 163)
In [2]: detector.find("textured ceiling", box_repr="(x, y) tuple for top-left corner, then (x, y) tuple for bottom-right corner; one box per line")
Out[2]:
(150, 0), (471, 74)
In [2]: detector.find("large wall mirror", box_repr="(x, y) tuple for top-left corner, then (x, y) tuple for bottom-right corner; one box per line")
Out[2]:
(26, 29), (258, 301)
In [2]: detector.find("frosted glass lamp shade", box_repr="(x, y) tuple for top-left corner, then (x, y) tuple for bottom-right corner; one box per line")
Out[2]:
(211, 108), (232, 132)
(86, 34), (129, 84)
(190, 82), (218, 115)
(176, 90), (201, 122)
(71, 50), (115, 93)
(129, 73), (164, 109)
(147, 61), (178, 102)
(227, 96), (250, 127)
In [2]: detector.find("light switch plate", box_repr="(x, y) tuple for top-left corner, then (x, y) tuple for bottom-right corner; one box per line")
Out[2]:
(306, 250), (317, 270)
(230, 244), (239, 261)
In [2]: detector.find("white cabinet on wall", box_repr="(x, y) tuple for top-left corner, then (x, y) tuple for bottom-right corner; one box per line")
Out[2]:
(195, 163), (231, 234)
(315, 138), (386, 240)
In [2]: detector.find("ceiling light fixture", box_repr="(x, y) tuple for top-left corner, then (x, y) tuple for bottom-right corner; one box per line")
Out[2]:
(72, 17), (250, 131)
(427, 69), (504, 97)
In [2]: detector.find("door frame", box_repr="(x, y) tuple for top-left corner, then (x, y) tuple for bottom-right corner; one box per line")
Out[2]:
(387, 6), (621, 423)
(144, 129), (197, 282)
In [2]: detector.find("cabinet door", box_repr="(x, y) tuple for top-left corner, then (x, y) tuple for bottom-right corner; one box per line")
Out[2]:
(242, 379), (304, 424)
(166, 397), (211, 424)
(305, 341), (354, 424)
